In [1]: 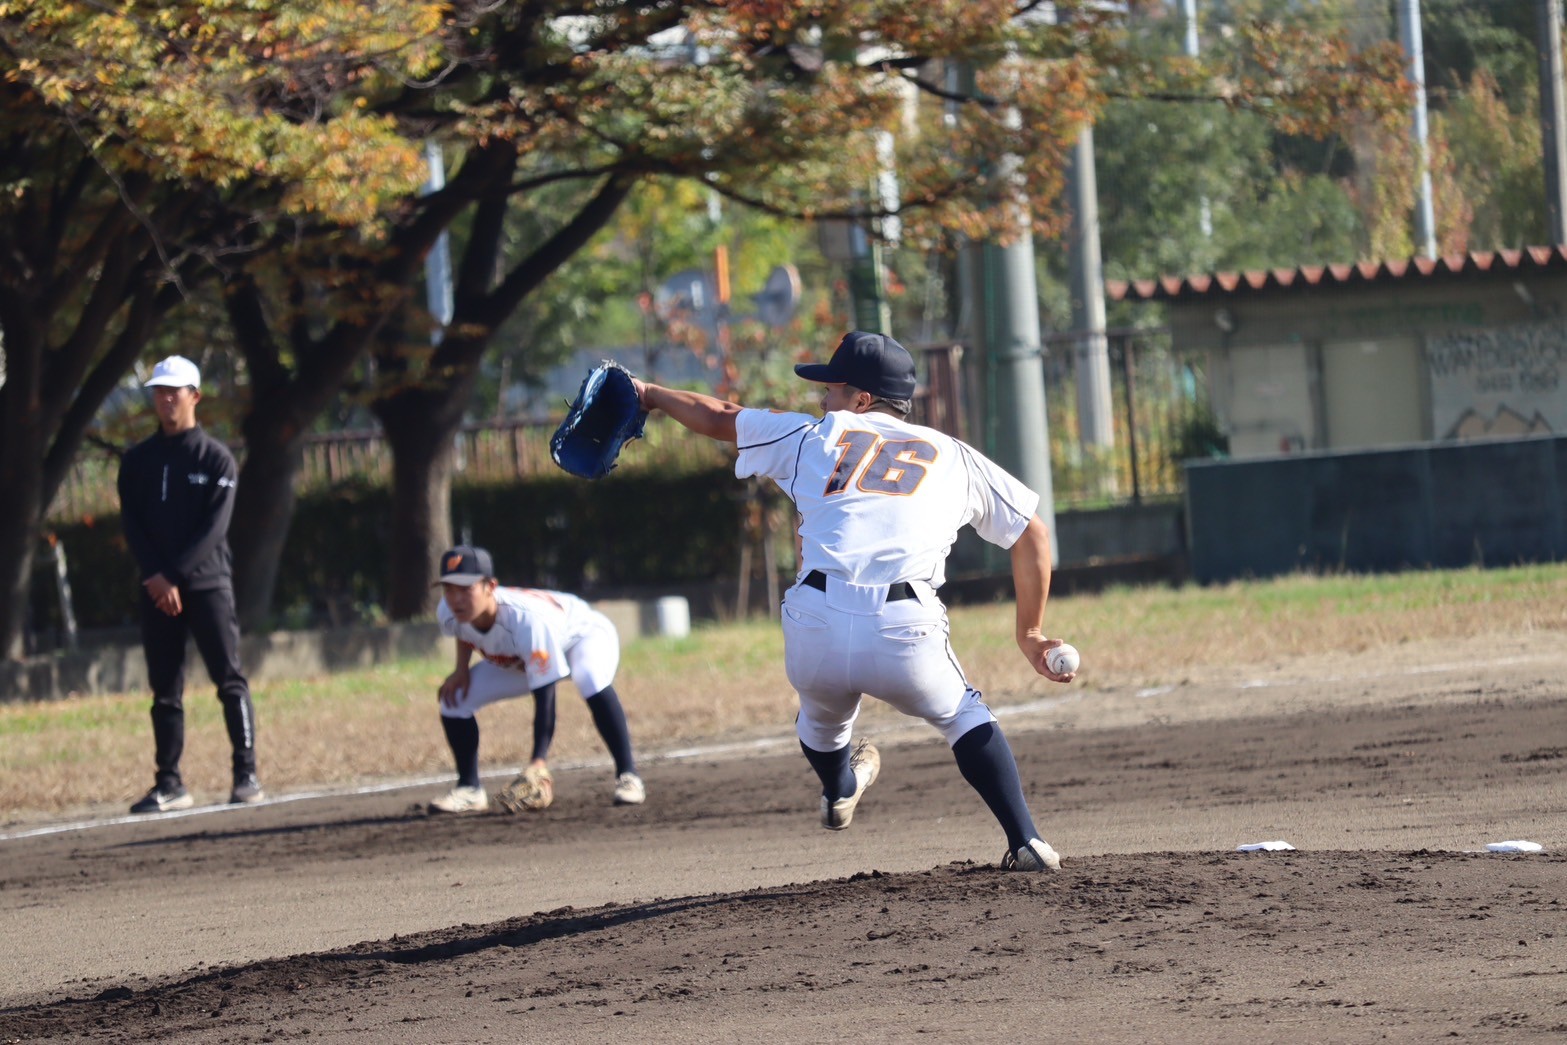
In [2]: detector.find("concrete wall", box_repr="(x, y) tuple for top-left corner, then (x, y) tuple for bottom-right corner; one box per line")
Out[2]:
(1055, 501), (1184, 565)
(1184, 434), (1567, 583)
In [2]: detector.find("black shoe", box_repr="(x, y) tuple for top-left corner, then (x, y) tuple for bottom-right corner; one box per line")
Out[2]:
(130, 785), (194, 814)
(230, 773), (265, 805)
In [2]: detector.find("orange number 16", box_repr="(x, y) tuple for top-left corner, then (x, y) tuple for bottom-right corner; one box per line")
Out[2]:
(824, 431), (936, 496)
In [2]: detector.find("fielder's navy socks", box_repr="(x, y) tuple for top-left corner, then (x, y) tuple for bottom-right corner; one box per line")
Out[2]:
(587, 685), (637, 776)
(440, 714), (482, 790)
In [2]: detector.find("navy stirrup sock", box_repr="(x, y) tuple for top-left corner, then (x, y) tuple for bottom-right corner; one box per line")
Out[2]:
(952, 722), (1039, 852)
(440, 715), (482, 790)
(587, 686), (637, 776)
(800, 740), (855, 800)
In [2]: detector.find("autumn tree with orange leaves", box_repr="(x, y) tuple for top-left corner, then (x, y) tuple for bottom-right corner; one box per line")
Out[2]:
(0, 0), (1410, 651)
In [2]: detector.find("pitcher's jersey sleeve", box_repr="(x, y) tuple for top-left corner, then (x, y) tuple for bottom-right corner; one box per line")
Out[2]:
(735, 408), (818, 485)
(955, 441), (1040, 549)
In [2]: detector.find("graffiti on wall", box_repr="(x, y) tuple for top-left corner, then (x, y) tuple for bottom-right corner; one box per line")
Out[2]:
(1427, 320), (1566, 439)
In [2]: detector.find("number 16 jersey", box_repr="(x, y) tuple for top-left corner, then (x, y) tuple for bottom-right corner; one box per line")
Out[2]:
(735, 408), (1041, 589)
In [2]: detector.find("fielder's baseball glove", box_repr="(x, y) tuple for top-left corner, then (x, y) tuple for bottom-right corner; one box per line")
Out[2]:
(496, 765), (554, 813)
(550, 360), (648, 480)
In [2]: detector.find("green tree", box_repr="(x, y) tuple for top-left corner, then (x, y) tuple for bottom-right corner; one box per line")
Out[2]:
(1440, 72), (1545, 251)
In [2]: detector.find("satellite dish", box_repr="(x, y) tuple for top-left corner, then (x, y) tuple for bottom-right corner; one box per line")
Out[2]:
(753, 264), (801, 329)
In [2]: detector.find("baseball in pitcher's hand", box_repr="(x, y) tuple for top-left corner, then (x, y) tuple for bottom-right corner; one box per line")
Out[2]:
(1020, 631), (1076, 683)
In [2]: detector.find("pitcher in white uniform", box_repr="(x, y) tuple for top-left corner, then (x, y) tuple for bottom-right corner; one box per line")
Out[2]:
(634, 330), (1076, 872)
(428, 545), (646, 814)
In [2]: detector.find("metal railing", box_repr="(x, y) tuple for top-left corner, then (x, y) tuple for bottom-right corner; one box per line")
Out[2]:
(1041, 327), (1213, 505)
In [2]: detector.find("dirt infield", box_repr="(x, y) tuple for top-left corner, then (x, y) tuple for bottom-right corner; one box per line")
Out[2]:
(3, 632), (1565, 1043)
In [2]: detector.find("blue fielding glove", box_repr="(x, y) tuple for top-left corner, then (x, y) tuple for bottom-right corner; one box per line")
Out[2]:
(550, 360), (650, 480)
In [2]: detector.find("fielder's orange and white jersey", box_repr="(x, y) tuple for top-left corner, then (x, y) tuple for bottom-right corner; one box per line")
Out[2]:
(735, 408), (1039, 588)
(437, 586), (607, 691)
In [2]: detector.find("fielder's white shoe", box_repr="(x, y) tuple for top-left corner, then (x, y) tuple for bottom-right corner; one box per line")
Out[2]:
(1003, 837), (1062, 872)
(821, 740), (880, 830)
(613, 772), (646, 806)
(428, 785), (489, 814)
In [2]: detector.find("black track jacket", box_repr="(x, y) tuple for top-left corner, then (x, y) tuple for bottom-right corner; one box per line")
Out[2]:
(117, 426), (239, 591)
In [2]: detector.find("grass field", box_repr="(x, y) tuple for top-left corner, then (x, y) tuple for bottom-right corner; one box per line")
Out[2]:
(4, 563), (1566, 822)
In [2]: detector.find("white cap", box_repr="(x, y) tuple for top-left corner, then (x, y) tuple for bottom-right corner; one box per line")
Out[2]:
(144, 355), (201, 390)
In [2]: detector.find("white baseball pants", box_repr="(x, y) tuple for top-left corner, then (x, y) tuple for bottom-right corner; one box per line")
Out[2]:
(781, 582), (997, 751)
(439, 617), (620, 717)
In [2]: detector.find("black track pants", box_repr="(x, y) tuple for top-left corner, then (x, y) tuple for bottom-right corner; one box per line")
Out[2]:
(140, 586), (257, 789)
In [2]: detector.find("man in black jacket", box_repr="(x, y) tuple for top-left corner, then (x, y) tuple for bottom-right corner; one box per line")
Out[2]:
(117, 355), (263, 813)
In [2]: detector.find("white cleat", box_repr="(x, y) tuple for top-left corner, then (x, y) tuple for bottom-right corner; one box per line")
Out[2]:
(821, 740), (881, 830)
(428, 785), (489, 814)
(613, 772), (646, 806)
(1002, 837), (1062, 872)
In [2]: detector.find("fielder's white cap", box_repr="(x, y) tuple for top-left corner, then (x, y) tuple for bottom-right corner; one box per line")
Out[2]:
(144, 355), (201, 390)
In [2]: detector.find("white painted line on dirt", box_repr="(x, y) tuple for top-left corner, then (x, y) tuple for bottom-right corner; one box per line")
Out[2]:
(0, 732), (827, 843)
(661, 736), (796, 760)
(12, 651), (1536, 845)
(993, 692), (1084, 717)
(1235, 654), (1546, 690)
(0, 777), (452, 842)
(0, 687), (1093, 845)
(0, 763), (597, 844)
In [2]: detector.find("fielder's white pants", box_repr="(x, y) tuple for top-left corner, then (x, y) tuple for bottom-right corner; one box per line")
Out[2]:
(781, 582), (996, 751)
(439, 616), (620, 717)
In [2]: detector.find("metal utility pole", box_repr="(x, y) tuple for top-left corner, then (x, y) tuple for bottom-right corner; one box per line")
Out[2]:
(1538, 0), (1567, 244)
(951, 63), (1058, 563)
(1182, 0), (1213, 240)
(422, 141), (455, 342)
(846, 220), (892, 335)
(1066, 128), (1116, 452)
(1398, 0), (1439, 259)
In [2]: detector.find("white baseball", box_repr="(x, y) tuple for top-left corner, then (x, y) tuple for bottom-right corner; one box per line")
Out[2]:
(1046, 643), (1080, 675)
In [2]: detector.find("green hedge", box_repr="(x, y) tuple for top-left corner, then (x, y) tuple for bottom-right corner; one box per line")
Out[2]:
(32, 468), (755, 634)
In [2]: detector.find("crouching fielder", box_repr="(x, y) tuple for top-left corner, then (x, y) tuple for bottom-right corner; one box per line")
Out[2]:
(429, 544), (646, 814)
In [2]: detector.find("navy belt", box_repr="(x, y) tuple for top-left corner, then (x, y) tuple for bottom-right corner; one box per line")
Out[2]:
(803, 570), (917, 601)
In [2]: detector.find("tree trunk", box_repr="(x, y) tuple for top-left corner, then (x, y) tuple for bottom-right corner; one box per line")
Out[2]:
(371, 383), (468, 620)
(0, 214), (182, 659)
(0, 449), (47, 661)
(228, 410), (307, 633)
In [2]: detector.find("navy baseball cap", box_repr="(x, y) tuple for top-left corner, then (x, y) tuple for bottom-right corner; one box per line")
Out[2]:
(436, 545), (494, 585)
(795, 331), (917, 400)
